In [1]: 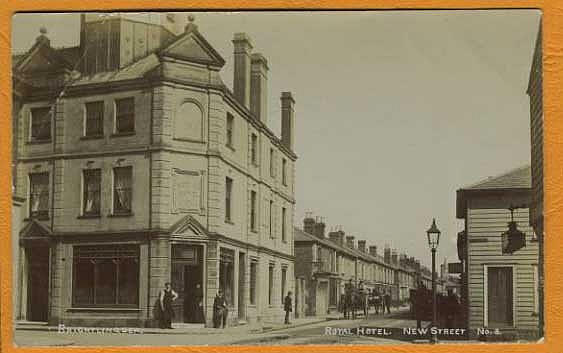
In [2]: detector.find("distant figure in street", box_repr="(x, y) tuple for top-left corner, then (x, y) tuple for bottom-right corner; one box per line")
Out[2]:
(158, 282), (178, 329)
(213, 290), (228, 328)
(445, 289), (460, 328)
(284, 291), (293, 324)
(384, 290), (391, 314)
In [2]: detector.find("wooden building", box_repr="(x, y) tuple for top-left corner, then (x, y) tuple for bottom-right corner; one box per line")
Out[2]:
(527, 21), (544, 338)
(12, 14), (297, 328)
(456, 166), (540, 340)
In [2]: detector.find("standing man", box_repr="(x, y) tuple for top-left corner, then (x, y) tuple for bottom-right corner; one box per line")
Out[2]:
(158, 282), (178, 329)
(213, 290), (228, 328)
(284, 291), (293, 324)
(384, 289), (391, 314)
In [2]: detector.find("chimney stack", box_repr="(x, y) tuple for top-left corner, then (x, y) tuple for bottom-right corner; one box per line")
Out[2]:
(346, 236), (355, 249)
(313, 218), (326, 238)
(329, 230), (345, 247)
(368, 246), (378, 257)
(281, 92), (295, 150)
(232, 33), (253, 108)
(384, 247), (391, 264)
(357, 240), (366, 253)
(391, 250), (398, 265)
(303, 214), (315, 235)
(250, 53), (268, 123)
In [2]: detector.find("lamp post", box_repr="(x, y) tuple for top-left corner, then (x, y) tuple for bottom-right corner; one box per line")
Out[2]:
(426, 218), (441, 343)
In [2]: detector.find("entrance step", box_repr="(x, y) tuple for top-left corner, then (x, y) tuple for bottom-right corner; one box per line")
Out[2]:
(171, 323), (205, 329)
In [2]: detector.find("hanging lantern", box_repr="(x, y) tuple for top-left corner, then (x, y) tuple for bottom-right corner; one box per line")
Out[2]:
(501, 206), (526, 254)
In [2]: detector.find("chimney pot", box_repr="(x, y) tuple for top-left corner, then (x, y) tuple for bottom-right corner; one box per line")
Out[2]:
(346, 236), (355, 249)
(357, 240), (366, 253)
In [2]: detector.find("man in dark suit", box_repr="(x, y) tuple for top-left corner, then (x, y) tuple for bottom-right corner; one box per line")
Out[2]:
(284, 291), (293, 324)
(213, 290), (228, 328)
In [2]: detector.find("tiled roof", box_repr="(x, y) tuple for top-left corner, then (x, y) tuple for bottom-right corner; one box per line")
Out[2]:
(462, 165), (531, 190)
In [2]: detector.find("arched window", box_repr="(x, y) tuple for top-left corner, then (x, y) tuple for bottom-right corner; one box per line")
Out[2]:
(174, 101), (203, 141)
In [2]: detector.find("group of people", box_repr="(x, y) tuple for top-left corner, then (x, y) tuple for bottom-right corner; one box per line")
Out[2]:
(340, 280), (393, 319)
(157, 282), (294, 329)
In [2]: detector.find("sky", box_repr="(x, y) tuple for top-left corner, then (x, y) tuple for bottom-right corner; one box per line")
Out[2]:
(12, 10), (541, 269)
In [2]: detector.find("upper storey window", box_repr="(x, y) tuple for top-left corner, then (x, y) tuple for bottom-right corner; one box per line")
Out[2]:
(30, 107), (52, 142)
(83, 169), (101, 216)
(282, 158), (288, 186)
(115, 97), (135, 134)
(251, 133), (258, 166)
(113, 166), (132, 215)
(29, 172), (49, 218)
(226, 113), (234, 149)
(85, 101), (104, 137)
(269, 148), (275, 177)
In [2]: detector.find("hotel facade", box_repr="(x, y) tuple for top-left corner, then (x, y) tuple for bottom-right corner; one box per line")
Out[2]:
(12, 13), (297, 328)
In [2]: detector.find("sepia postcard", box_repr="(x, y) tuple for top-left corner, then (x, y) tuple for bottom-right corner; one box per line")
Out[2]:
(6, 8), (547, 348)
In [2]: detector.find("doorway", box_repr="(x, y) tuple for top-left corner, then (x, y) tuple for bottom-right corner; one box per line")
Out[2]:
(26, 245), (49, 322)
(171, 244), (204, 323)
(487, 266), (514, 327)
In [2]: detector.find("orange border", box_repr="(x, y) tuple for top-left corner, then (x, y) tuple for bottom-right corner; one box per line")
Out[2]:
(1, 1), (560, 353)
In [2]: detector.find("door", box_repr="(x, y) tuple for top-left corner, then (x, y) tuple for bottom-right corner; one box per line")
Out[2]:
(487, 267), (513, 327)
(171, 245), (204, 323)
(317, 281), (328, 315)
(238, 253), (245, 320)
(27, 246), (49, 322)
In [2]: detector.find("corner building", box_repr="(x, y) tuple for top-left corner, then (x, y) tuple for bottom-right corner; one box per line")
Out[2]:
(12, 14), (297, 328)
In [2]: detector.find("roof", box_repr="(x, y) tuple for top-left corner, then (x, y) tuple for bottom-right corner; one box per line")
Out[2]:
(456, 165), (531, 218)
(70, 53), (160, 86)
(294, 227), (399, 270)
(462, 165), (531, 190)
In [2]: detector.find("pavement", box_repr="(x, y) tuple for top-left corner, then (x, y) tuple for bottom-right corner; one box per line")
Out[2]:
(13, 306), (430, 347)
(13, 316), (331, 346)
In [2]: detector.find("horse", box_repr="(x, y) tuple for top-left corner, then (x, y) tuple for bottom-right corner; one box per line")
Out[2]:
(368, 292), (383, 315)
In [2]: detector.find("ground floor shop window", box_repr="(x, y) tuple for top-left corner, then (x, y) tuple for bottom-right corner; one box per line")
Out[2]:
(72, 245), (139, 307)
(219, 248), (235, 306)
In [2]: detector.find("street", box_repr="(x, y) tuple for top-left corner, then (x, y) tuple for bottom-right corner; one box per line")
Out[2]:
(14, 307), (427, 346)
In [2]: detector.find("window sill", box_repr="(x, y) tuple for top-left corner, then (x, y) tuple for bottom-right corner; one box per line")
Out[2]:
(251, 162), (259, 168)
(77, 214), (101, 219)
(225, 219), (235, 225)
(532, 312), (539, 317)
(68, 307), (141, 312)
(27, 139), (52, 145)
(250, 229), (258, 234)
(226, 144), (236, 152)
(108, 212), (134, 218)
(80, 135), (104, 140)
(110, 131), (136, 138)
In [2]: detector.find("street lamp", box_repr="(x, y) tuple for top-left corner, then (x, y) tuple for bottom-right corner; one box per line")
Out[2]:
(426, 218), (441, 343)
